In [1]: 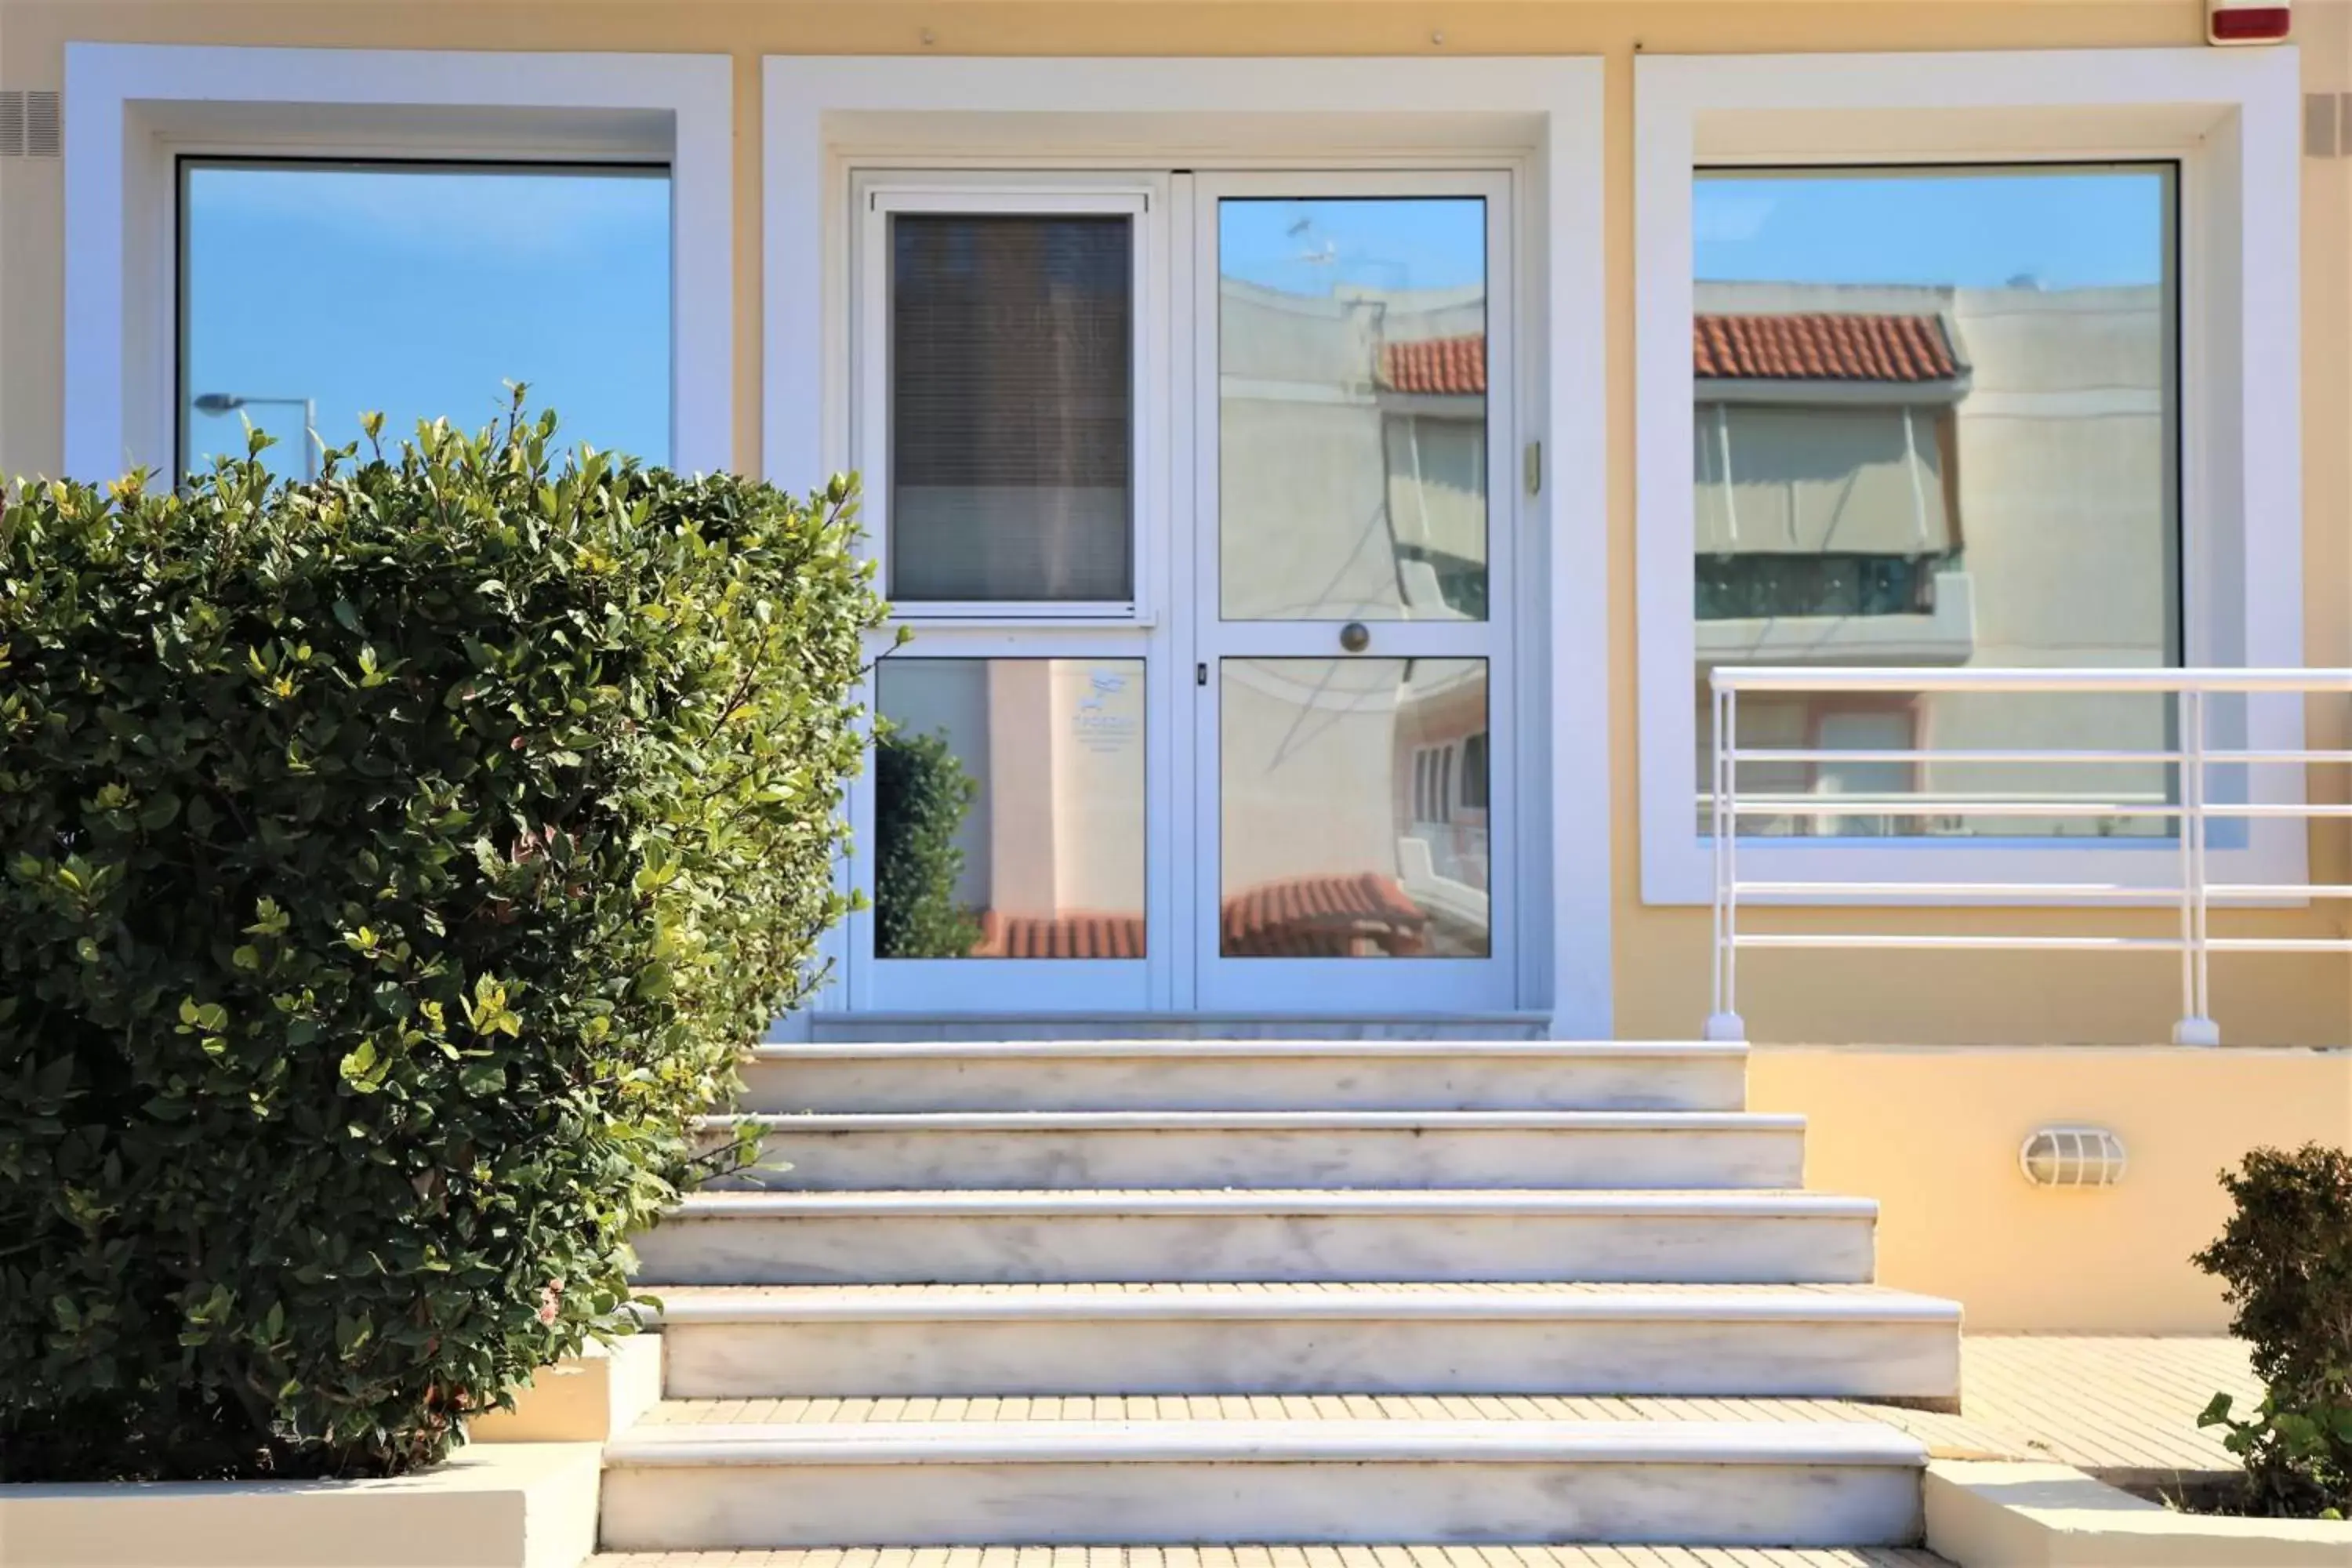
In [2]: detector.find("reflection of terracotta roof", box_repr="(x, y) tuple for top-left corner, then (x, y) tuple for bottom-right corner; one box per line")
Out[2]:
(974, 909), (1145, 960)
(1694, 313), (1960, 383)
(1221, 872), (1428, 959)
(1377, 336), (1486, 397)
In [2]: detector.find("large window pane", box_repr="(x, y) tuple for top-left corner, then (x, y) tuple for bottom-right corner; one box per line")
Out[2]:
(1219, 198), (1489, 622)
(1221, 658), (1489, 957)
(180, 161), (670, 478)
(1692, 165), (2179, 838)
(890, 214), (1134, 604)
(874, 659), (1145, 959)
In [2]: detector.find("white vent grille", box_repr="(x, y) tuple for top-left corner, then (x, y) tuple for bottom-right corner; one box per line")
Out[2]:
(0, 91), (62, 159)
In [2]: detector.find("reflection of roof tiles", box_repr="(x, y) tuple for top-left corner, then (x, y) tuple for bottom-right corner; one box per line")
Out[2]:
(1380, 315), (1957, 396)
(975, 909), (1145, 960)
(1377, 336), (1486, 396)
(969, 873), (1432, 960)
(1221, 872), (1429, 959)
(1694, 313), (1960, 383)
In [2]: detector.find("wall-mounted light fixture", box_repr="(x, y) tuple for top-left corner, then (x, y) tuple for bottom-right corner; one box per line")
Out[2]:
(2020, 1126), (2129, 1189)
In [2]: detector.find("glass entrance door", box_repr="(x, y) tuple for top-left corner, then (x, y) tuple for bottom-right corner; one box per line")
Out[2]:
(1191, 173), (1518, 1014)
(846, 169), (1516, 1018)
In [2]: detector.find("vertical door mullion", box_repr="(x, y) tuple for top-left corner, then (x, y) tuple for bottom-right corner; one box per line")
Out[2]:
(1163, 171), (1197, 1011)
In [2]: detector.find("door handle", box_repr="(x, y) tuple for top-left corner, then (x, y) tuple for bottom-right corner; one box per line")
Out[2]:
(1339, 622), (1370, 653)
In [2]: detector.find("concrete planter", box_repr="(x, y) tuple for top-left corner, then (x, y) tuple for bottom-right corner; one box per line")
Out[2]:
(468, 1334), (662, 1444)
(0, 1443), (601, 1568)
(1927, 1461), (2352, 1566)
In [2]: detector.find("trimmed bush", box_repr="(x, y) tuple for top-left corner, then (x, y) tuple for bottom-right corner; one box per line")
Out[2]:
(0, 406), (884, 1481)
(2194, 1143), (2352, 1518)
(872, 728), (984, 960)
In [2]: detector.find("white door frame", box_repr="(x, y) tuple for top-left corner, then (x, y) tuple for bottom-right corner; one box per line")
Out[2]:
(1187, 169), (1521, 1015)
(760, 56), (1612, 1035)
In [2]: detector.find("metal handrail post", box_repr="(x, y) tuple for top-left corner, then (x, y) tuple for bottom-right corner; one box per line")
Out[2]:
(2174, 688), (2221, 1045)
(1705, 678), (1746, 1042)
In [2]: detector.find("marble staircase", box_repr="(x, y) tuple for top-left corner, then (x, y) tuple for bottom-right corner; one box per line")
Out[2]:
(606, 1039), (1962, 1553)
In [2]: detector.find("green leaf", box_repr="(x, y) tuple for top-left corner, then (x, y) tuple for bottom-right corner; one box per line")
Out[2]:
(338, 1040), (379, 1089)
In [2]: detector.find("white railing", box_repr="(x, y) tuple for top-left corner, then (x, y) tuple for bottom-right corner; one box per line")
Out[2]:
(1707, 667), (2352, 1047)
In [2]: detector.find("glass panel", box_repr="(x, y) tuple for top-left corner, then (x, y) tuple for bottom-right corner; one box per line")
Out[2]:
(1218, 198), (1489, 622)
(1221, 658), (1489, 957)
(180, 161), (670, 478)
(890, 214), (1134, 603)
(873, 659), (1145, 959)
(1692, 165), (2179, 837)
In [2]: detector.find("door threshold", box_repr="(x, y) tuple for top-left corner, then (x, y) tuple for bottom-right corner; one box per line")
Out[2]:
(804, 1011), (1554, 1043)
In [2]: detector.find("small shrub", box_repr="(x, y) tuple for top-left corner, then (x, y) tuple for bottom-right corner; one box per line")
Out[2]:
(872, 728), (983, 959)
(0, 405), (884, 1481)
(2193, 1143), (2352, 1518)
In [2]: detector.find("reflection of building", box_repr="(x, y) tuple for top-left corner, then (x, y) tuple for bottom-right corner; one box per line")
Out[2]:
(1219, 656), (1490, 958)
(1218, 280), (1486, 622)
(877, 659), (1147, 956)
(1693, 280), (2173, 837)
(1214, 277), (1491, 954)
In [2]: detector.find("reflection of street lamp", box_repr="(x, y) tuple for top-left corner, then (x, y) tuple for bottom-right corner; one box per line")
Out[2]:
(194, 392), (318, 480)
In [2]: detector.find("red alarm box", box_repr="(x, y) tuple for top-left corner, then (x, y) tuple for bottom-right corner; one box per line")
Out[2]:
(2209, 0), (2292, 45)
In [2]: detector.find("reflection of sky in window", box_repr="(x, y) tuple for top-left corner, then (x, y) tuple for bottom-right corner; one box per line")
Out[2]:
(1219, 198), (1485, 297)
(180, 163), (671, 478)
(1695, 167), (2169, 289)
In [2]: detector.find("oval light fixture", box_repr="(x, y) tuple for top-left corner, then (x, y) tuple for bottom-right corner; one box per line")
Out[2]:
(2020, 1126), (2128, 1189)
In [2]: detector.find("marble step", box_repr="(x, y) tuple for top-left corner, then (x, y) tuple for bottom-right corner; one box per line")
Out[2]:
(591, 1548), (1957, 1568)
(738, 1040), (1749, 1116)
(695, 1109), (1807, 1192)
(647, 1282), (1961, 1402)
(597, 1416), (1929, 1549)
(630, 1189), (1878, 1287)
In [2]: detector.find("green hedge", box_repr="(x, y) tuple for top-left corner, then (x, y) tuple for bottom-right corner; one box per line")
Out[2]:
(2195, 1144), (2352, 1517)
(0, 407), (884, 1481)
(873, 728), (983, 959)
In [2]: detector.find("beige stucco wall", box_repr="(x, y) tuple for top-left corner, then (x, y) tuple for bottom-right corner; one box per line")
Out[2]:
(1750, 1045), (2352, 1331)
(2, 0), (2347, 1049)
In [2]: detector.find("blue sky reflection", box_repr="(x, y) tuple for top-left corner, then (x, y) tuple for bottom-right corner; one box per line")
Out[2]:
(179, 161), (671, 478)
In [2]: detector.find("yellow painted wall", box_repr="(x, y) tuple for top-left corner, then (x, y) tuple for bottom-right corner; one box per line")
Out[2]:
(1751, 1045), (2352, 1331)
(1, 0), (2347, 1051)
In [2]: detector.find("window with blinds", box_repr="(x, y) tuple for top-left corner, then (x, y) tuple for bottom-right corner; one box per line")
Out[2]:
(889, 212), (1135, 604)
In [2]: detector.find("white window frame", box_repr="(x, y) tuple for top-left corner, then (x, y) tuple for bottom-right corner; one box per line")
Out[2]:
(63, 43), (733, 480)
(855, 175), (1163, 624)
(1635, 46), (2304, 906)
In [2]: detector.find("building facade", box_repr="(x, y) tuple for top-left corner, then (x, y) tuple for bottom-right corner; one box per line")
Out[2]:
(5, 0), (2350, 1329)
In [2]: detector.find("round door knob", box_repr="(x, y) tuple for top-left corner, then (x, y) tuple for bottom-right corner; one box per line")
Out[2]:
(1338, 621), (1370, 653)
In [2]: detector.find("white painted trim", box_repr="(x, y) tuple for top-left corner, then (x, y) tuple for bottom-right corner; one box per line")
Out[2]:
(1634, 46), (2304, 906)
(763, 56), (1611, 1035)
(62, 42), (733, 480)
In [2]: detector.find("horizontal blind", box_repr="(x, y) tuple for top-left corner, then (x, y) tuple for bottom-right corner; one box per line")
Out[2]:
(891, 213), (1134, 603)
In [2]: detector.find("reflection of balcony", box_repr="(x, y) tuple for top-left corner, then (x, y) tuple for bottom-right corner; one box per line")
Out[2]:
(1397, 834), (1488, 942)
(1697, 568), (1976, 668)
